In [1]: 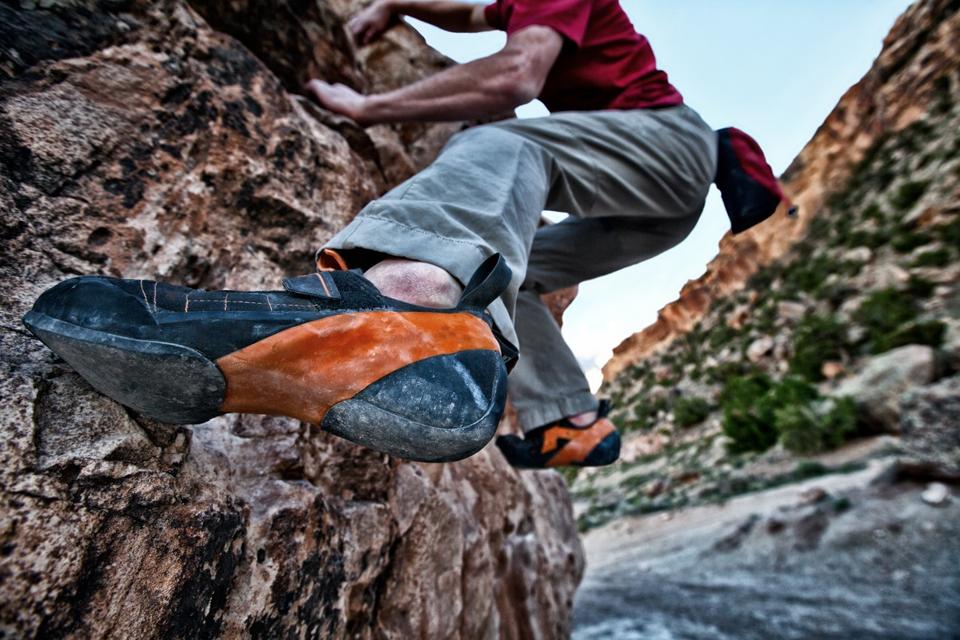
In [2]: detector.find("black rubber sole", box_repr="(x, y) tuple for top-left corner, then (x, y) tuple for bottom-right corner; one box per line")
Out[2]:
(23, 311), (226, 424)
(23, 311), (506, 462)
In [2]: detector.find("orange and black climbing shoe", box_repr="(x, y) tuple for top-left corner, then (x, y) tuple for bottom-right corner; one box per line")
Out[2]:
(23, 254), (517, 463)
(496, 400), (621, 469)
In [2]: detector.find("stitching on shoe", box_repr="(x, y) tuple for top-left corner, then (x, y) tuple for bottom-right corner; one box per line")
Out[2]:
(177, 298), (315, 310)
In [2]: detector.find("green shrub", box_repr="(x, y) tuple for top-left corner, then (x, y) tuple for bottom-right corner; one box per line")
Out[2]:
(721, 374), (777, 453)
(780, 255), (833, 298)
(790, 314), (848, 381)
(865, 227), (894, 249)
(872, 320), (946, 353)
(721, 376), (856, 455)
(621, 397), (669, 434)
(793, 461), (829, 480)
(844, 230), (874, 248)
(862, 203), (885, 222)
(889, 180), (930, 211)
(674, 396), (713, 428)
(705, 360), (749, 384)
(777, 397), (857, 455)
(708, 323), (739, 350)
(906, 275), (936, 299)
(912, 247), (951, 268)
(853, 288), (918, 352)
(936, 216), (960, 247)
(832, 496), (853, 513)
(891, 230), (932, 254)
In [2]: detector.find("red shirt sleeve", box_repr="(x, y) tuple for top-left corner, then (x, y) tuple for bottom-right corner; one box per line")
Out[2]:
(485, 0), (592, 48)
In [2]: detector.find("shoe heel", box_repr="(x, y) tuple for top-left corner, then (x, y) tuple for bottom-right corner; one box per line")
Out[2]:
(321, 350), (508, 462)
(23, 311), (226, 424)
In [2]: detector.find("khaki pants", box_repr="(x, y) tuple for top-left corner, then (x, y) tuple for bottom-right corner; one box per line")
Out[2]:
(325, 105), (718, 431)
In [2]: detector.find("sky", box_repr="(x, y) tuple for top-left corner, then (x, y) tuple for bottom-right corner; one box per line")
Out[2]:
(404, 0), (915, 390)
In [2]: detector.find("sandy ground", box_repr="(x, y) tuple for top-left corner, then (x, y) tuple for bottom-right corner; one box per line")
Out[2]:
(572, 462), (960, 639)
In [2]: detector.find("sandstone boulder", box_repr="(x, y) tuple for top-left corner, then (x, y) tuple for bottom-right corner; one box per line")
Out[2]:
(0, 2), (583, 637)
(833, 345), (938, 433)
(900, 375), (960, 476)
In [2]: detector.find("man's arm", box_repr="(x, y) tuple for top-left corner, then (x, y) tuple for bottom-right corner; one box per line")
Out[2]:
(350, 0), (490, 45)
(308, 26), (563, 125)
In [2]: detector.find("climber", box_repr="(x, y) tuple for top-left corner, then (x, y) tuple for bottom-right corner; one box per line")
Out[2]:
(24, 0), (787, 469)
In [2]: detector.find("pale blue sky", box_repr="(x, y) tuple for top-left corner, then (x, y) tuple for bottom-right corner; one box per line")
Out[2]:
(405, 0), (914, 389)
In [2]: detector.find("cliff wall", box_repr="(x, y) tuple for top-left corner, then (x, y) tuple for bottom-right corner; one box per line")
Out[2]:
(603, 0), (960, 381)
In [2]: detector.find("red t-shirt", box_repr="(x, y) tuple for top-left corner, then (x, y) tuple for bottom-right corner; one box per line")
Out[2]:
(484, 0), (683, 112)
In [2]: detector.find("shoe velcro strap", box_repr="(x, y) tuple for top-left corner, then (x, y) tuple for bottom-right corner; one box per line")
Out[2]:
(282, 273), (341, 300)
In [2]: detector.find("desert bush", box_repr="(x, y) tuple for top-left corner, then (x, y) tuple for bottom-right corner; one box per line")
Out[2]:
(720, 374), (777, 453)
(721, 376), (855, 455)
(936, 216), (960, 247)
(708, 322), (739, 350)
(621, 397), (669, 434)
(912, 247), (951, 268)
(906, 275), (936, 298)
(674, 396), (713, 428)
(776, 397), (857, 455)
(889, 180), (930, 211)
(873, 319), (946, 353)
(852, 288), (918, 353)
(790, 314), (848, 381)
(891, 229), (932, 253)
(862, 203), (885, 222)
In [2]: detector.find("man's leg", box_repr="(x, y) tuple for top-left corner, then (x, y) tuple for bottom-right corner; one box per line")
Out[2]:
(325, 105), (717, 349)
(509, 288), (598, 431)
(510, 212), (704, 432)
(323, 121), (574, 348)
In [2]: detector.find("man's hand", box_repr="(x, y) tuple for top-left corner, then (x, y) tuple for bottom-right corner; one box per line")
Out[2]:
(349, 0), (396, 45)
(304, 80), (369, 124)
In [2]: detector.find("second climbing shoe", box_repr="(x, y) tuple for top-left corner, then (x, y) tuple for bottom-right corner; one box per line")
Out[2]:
(496, 400), (621, 469)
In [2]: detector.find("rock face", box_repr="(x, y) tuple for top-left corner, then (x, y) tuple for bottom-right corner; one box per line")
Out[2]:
(834, 345), (938, 433)
(603, 0), (960, 381)
(900, 376), (960, 477)
(581, 0), (959, 531)
(0, 2), (583, 638)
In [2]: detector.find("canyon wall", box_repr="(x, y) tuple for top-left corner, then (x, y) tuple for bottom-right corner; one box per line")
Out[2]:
(604, 0), (960, 381)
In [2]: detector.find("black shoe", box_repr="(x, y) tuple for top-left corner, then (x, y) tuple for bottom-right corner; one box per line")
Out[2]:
(496, 400), (621, 469)
(23, 254), (518, 463)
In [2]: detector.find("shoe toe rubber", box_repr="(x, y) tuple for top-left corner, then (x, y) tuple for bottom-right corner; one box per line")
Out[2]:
(322, 350), (507, 463)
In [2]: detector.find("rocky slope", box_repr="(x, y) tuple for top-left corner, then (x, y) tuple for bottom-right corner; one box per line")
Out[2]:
(603, 0), (960, 381)
(0, 2), (582, 638)
(581, 0), (959, 529)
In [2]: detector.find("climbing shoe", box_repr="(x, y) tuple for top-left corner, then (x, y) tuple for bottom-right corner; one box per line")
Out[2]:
(496, 400), (621, 469)
(23, 254), (518, 463)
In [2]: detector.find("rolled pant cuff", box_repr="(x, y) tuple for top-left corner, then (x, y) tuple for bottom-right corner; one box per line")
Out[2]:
(515, 392), (599, 433)
(323, 212), (518, 346)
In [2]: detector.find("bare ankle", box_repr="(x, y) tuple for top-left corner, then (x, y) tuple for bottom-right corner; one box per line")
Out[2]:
(568, 409), (598, 427)
(364, 259), (463, 308)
